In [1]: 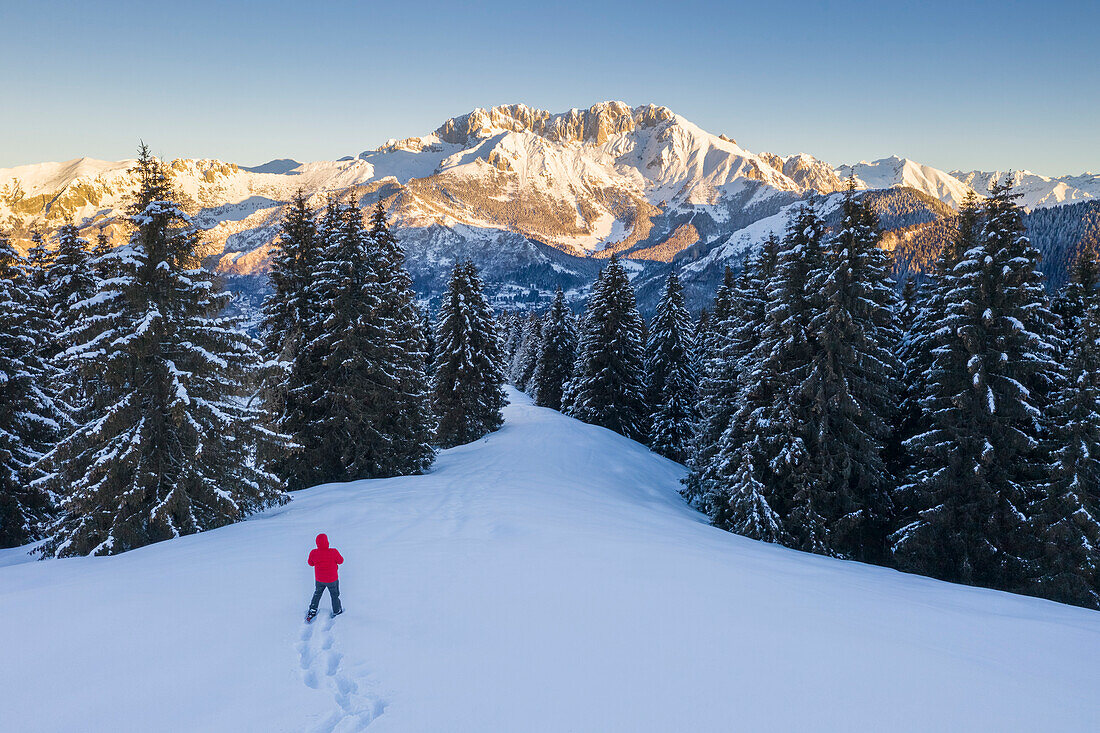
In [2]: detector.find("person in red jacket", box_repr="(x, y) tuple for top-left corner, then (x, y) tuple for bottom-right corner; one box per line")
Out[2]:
(306, 533), (344, 621)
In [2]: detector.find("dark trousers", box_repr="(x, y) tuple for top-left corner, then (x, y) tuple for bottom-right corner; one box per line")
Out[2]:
(309, 580), (342, 613)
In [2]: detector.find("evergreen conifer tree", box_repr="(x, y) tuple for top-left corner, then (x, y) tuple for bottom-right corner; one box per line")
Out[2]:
(0, 232), (56, 547)
(645, 272), (698, 463)
(564, 257), (648, 441)
(422, 309), (436, 376)
(893, 180), (1060, 590)
(694, 308), (712, 359)
(895, 192), (981, 497)
(39, 146), (287, 557)
(531, 287), (577, 411)
(44, 224), (98, 415)
(698, 266), (736, 363)
(510, 312), (542, 392)
(688, 236), (781, 530)
(91, 230), (115, 281)
(305, 200), (434, 482)
(367, 202), (436, 473)
(729, 206), (828, 553)
(22, 227), (59, 393)
(432, 261), (507, 448)
(899, 277), (919, 335)
(683, 250), (772, 511)
(1027, 243), (1100, 608)
(797, 185), (902, 561)
(24, 228), (53, 289)
(259, 191), (320, 487)
(502, 312), (524, 365)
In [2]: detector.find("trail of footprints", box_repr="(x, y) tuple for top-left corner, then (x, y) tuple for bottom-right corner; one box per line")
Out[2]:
(297, 615), (387, 732)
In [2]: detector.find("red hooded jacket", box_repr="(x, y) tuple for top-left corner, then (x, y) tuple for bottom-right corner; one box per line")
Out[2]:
(308, 534), (343, 583)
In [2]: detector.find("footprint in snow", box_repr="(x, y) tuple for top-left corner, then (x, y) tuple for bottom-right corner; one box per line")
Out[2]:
(296, 615), (388, 732)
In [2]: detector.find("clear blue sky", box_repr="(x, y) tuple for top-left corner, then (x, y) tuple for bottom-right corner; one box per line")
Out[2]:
(1, 0), (1097, 176)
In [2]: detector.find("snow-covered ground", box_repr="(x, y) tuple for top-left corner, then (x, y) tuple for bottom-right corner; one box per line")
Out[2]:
(3, 389), (1099, 732)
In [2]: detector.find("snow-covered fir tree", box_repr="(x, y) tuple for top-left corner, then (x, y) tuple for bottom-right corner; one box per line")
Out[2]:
(762, 207), (837, 554)
(21, 227), (60, 396)
(893, 180), (1061, 591)
(682, 267), (739, 510)
(432, 260), (507, 447)
(694, 308), (713, 359)
(796, 185), (901, 561)
(1027, 243), (1100, 608)
(720, 208), (829, 553)
(304, 200), (434, 482)
(0, 232), (56, 547)
(899, 277), (919, 336)
(46, 225), (96, 323)
(645, 271), (698, 463)
(44, 224), (98, 413)
(259, 191), (320, 488)
(39, 146), (288, 557)
(693, 208), (832, 551)
(24, 228), (53, 289)
(894, 192), (981, 491)
(686, 236), (781, 531)
(697, 266), (736, 365)
(262, 191), (318, 368)
(564, 257), (648, 442)
(91, 230), (115, 281)
(501, 311), (524, 365)
(531, 286), (577, 411)
(422, 308), (436, 376)
(509, 311), (542, 392)
(367, 202), (437, 472)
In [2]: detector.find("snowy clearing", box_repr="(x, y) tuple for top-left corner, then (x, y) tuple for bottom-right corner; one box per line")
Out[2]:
(2, 388), (1099, 732)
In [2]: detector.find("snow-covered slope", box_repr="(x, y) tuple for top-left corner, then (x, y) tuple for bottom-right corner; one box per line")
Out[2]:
(952, 169), (1100, 210)
(837, 156), (978, 209)
(3, 389), (1098, 732)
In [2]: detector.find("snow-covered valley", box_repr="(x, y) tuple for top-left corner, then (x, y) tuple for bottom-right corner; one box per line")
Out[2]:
(2, 389), (1098, 732)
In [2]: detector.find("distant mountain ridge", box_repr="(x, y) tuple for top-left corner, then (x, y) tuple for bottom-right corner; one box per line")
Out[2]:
(1, 101), (1095, 312)
(952, 169), (1100, 210)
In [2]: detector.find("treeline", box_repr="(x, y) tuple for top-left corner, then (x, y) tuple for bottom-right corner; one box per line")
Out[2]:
(501, 258), (699, 464)
(506, 182), (1100, 609)
(1, 146), (509, 555)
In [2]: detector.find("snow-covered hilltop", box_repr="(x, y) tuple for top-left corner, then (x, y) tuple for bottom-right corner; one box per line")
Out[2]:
(1, 101), (1094, 310)
(2, 389), (1097, 732)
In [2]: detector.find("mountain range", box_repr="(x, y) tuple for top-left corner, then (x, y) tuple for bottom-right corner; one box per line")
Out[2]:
(3, 101), (1098, 312)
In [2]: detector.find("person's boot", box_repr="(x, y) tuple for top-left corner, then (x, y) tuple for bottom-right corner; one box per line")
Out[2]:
(331, 607), (344, 619)
(306, 608), (318, 623)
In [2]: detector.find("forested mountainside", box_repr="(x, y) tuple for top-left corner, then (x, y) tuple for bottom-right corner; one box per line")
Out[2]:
(893, 200), (1100, 289)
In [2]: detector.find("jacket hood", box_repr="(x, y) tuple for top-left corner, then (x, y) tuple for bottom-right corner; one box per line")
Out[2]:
(315, 533), (329, 549)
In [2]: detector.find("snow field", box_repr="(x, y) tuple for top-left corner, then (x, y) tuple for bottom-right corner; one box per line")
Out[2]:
(2, 389), (1099, 731)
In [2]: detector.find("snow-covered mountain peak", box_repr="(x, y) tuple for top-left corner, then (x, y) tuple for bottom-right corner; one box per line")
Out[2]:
(838, 156), (977, 209)
(432, 101), (677, 147)
(758, 152), (847, 194)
